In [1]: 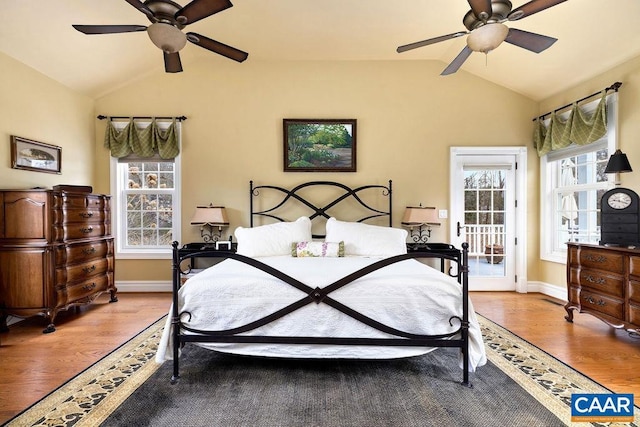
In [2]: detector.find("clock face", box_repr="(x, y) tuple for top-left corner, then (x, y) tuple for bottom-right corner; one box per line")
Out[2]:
(608, 192), (632, 209)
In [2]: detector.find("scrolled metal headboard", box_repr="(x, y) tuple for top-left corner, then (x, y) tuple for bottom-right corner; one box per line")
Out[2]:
(249, 180), (392, 238)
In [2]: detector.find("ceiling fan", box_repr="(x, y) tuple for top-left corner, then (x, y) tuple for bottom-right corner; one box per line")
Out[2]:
(72, 0), (248, 73)
(397, 0), (565, 75)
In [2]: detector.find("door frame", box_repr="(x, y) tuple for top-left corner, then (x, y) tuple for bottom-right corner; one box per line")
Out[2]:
(449, 146), (528, 293)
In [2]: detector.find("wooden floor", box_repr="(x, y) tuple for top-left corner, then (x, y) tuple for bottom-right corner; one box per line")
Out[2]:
(472, 292), (640, 396)
(0, 291), (639, 423)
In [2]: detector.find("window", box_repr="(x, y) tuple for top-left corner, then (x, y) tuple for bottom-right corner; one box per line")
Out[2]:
(540, 96), (617, 263)
(109, 121), (181, 259)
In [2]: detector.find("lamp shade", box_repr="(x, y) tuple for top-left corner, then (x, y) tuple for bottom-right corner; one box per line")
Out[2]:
(604, 149), (633, 173)
(190, 205), (229, 226)
(401, 206), (441, 226)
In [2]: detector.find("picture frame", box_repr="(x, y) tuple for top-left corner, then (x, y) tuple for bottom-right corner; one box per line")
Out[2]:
(283, 119), (357, 172)
(10, 135), (61, 174)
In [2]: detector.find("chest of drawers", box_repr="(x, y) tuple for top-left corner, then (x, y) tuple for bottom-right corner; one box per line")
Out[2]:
(0, 187), (116, 333)
(565, 243), (640, 335)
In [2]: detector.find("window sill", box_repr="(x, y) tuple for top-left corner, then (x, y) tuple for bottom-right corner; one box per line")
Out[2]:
(540, 252), (567, 265)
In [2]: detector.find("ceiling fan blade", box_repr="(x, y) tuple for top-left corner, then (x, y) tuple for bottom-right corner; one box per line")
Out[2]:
(504, 28), (557, 53)
(164, 52), (183, 73)
(186, 32), (248, 62)
(397, 32), (467, 53)
(72, 24), (147, 35)
(467, 0), (493, 20)
(441, 46), (473, 76)
(508, 0), (567, 20)
(124, 0), (154, 19)
(175, 0), (233, 25)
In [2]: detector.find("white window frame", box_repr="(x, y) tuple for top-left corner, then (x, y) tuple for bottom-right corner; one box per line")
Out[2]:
(539, 94), (617, 263)
(109, 120), (181, 259)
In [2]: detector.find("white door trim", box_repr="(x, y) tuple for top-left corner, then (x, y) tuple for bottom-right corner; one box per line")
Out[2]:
(449, 146), (528, 293)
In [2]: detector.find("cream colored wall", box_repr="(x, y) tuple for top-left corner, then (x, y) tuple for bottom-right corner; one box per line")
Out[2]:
(0, 52), (95, 189)
(536, 54), (640, 290)
(3, 44), (638, 289)
(96, 59), (539, 282)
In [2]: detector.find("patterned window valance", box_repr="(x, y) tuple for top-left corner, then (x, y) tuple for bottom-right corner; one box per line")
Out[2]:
(533, 91), (608, 157)
(104, 118), (180, 159)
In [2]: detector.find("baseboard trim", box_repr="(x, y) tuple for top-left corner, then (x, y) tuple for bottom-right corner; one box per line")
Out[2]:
(526, 281), (566, 301)
(115, 281), (172, 293)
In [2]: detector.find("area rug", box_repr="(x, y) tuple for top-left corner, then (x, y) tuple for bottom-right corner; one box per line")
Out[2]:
(4, 316), (639, 427)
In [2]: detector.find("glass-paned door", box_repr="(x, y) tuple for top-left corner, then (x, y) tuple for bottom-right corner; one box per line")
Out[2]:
(451, 149), (523, 291)
(464, 168), (508, 277)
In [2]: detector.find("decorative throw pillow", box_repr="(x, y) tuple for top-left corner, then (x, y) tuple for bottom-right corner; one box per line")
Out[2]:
(291, 241), (345, 257)
(325, 217), (408, 256)
(235, 216), (312, 257)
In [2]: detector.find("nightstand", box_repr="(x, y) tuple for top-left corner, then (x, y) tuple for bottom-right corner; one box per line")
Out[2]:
(179, 241), (237, 254)
(176, 242), (237, 284)
(406, 242), (461, 279)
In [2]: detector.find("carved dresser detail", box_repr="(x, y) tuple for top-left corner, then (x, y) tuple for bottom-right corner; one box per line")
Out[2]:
(0, 186), (116, 333)
(565, 242), (640, 336)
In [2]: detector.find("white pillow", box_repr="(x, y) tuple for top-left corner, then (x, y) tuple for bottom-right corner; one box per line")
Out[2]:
(235, 216), (312, 257)
(325, 217), (408, 257)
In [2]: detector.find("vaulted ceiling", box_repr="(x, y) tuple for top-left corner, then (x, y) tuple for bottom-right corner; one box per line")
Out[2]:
(2, 1), (639, 100)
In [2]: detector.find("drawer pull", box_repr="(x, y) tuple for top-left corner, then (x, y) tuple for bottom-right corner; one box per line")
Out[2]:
(82, 282), (96, 291)
(585, 275), (606, 285)
(586, 296), (606, 306)
(79, 212), (94, 218)
(584, 254), (607, 263)
(82, 247), (97, 255)
(82, 265), (96, 274)
(80, 226), (94, 234)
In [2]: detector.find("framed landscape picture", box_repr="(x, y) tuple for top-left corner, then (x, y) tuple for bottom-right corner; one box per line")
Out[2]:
(11, 135), (62, 174)
(283, 119), (357, 172)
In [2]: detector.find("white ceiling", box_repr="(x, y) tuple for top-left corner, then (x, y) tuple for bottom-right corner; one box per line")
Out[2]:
(2, 1), (640, 100)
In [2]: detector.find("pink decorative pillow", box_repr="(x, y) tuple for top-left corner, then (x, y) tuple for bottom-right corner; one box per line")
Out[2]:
(291, 241), (345, 257)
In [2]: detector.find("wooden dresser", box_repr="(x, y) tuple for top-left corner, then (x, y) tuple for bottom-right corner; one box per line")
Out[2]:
(0, 186), (116, 333)
(565, 242), (640, 335)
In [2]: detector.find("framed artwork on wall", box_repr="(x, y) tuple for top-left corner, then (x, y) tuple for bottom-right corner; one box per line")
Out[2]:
(283, 118), (357, 172)
(11, 135), (62, 174)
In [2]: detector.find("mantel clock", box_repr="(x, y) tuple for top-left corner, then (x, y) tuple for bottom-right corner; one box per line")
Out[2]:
(599, 187), (640, 246)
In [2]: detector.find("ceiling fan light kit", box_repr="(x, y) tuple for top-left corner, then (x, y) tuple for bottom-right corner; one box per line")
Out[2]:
(147, 22), (187, 53)
(73, 0), (248, 73)
(397, 0), (566, 75)
(466, 23), (509, 53)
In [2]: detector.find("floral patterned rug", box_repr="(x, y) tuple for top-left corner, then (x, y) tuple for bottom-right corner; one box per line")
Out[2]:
(4, 315), (638, 427)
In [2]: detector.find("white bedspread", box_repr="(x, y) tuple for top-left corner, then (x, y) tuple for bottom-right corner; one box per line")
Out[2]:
(156, 256), (487, 371)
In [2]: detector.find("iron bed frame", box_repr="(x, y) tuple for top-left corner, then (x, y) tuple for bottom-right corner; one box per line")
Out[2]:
(170, 180), (472, 386)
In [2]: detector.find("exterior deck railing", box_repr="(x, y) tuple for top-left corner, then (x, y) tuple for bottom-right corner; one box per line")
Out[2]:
(464, 224), (505, 256)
